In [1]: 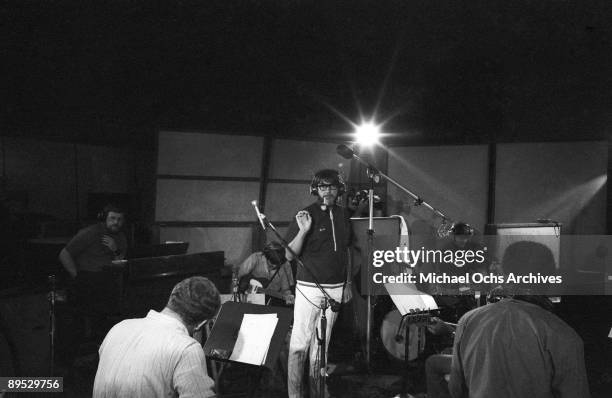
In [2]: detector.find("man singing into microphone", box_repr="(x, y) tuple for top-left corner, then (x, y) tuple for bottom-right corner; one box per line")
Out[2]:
(286, 169), (353, 398)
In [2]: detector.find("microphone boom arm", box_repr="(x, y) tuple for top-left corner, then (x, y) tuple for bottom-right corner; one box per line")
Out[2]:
(342, 147), (449, 220)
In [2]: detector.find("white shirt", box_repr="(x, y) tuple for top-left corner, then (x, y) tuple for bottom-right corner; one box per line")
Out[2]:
(93, 310), (216, 398)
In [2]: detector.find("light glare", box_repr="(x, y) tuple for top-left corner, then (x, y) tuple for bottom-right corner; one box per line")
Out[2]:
(355, 121), (381, 146)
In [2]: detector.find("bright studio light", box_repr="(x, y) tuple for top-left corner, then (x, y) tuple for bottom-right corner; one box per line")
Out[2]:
(354, 121), (381, 146)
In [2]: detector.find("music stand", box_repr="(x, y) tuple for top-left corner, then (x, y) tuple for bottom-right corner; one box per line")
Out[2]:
(204, 301), (293, 396)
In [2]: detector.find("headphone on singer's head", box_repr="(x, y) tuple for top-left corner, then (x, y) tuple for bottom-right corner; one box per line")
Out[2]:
(309, 169), (346, 196)
(97, 203), (126, 221)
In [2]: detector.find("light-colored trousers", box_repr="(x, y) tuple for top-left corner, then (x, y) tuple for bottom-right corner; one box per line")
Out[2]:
(287, 283), (344, 398)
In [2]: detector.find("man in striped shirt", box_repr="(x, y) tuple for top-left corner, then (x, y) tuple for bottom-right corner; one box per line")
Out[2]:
(93, 277), (220, 398)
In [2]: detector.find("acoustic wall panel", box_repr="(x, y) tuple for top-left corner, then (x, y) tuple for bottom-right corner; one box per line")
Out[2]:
(4, 137), (77, 220)
(159, 226), (252, 267)
(268, 139), (351, 180)
(495, 141), (607, 234)
(77, 144), (133, 193)
(263, 227), (290, 244)
(386, 145), (489, 232)
(264, 182), (317, 221)
(77, 144), (135, 219)
(2, 137), (153, 225)
(156, 180), (260, 221)
(157, 131), (263, 177)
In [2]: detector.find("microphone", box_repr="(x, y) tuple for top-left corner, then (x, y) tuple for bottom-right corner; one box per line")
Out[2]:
(251, 200), (267, 231)
(336, 144), (355, 160)
(320, 195), (337, 213)
(437, 219), (454, 238)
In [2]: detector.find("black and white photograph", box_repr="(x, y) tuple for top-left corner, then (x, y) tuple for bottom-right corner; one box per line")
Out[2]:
(1, 1), (611, 397)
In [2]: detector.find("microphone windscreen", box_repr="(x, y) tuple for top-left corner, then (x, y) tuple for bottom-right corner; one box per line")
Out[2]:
(336, 144), (354, 159)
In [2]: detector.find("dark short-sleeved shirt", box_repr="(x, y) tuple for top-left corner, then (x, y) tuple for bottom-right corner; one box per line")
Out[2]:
(449, 298), (590, 398)
(285, 202), (352, 285)
(65, 223), (127, 272)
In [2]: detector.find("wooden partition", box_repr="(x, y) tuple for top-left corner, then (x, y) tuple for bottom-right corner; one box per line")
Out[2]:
(386, 144), (489, 238)
(495, 141), (608, 234)
(155, 132), (352, 266)
(1, 136), (154, 222)
(156, 132), (607, 268)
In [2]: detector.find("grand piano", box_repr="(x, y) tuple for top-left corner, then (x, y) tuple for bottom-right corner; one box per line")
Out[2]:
(96, 251), (229, 318)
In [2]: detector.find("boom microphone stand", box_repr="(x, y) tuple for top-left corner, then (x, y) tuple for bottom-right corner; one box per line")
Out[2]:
(337, 145), (453, 235)
(337, 144), (454, 370)
(364, 166), (377, 369)
(317, 298), (328, 396)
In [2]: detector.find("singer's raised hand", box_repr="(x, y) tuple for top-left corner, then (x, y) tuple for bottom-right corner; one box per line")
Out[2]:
(295, 210), (312, 232)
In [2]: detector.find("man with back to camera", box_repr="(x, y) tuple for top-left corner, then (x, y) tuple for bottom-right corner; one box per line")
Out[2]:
(285, 168), (353, 398)
(448, 241), (589, 398)
(93, 276), (220, 398)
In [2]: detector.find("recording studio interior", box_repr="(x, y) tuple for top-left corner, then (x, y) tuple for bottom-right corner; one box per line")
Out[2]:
(1, 1), (612, 397)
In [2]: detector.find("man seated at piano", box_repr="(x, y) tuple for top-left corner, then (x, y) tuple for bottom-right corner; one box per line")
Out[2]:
(234, 241), (295, 306)
(59, 203), (128, 279)
(56, 203), (128, 367)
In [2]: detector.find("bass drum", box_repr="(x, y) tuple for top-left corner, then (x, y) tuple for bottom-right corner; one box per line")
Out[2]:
(379, 309), (426, 361)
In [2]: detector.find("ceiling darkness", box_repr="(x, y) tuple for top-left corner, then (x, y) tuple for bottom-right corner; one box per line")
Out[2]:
(3, 0), (612, 149)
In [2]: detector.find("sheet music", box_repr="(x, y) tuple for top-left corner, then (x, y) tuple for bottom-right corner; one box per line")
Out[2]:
(244, 293), (266, 306)
(229, 313), (278, 365)
(384, 282), (438, 315)
(384, 215), (437, 315)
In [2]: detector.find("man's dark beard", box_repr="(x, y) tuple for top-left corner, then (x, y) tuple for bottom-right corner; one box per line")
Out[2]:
(106, 225), (121, 233)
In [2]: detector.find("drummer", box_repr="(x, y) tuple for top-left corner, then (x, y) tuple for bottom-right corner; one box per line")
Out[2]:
(434, 222), (487, 322)
(438, 222), (487, 277)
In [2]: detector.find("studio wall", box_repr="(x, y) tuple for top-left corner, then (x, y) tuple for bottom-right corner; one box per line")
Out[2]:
(268, 139), (351, 180)
(265, 182), (314, 221)
(155, 132), (353, 266)
(495, 141), (607, 234)
(156, 132), (607, 269)
(3, 137), (77, 220)
(157, 131), (263, 177)
(386, 144), (490, 235)
(156, 180), (261, 222)
(1, 136), (154, 225)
